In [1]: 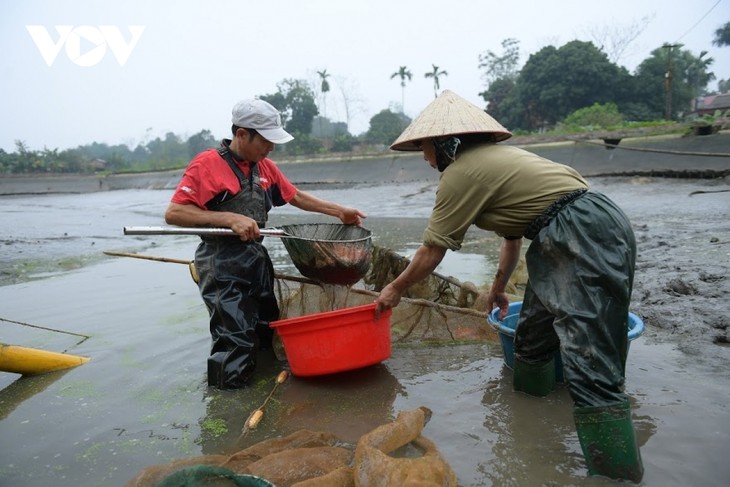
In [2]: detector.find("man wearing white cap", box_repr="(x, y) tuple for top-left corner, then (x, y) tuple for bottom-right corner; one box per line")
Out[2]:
(165, 98), (366, 390)
(374, 90), (643, 482)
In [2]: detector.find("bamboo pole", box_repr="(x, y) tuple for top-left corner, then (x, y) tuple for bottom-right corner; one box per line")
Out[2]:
(103, 251), (191, 265)
(102, 252), (489, 319)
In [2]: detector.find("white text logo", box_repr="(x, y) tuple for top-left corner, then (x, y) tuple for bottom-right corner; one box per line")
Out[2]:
(26, 25), (145, 67)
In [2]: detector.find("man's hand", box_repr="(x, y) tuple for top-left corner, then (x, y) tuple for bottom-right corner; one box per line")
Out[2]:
(340, 207), (367, 226)
(486, 290), (511, 320)
(374, 283), (403, 319)
(288, 190), (366, 226)
(165, 203), (259, 241)
(228, 214), (260, 241)
(373, 245), (446, 319)
(486, 238), (522, 319)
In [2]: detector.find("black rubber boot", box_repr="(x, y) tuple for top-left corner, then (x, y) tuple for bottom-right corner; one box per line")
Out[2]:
(207, 346), (256, 390)
(574, 401), (644, 483)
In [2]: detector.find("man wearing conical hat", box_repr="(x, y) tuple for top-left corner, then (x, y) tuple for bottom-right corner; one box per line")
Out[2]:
(375, 90), (643, 482)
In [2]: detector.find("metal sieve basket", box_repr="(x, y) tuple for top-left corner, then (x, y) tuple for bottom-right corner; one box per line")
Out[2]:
(278, 223), (372, 285)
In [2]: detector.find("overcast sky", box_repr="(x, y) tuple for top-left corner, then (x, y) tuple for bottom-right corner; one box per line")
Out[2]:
(1, 0), (728, 152)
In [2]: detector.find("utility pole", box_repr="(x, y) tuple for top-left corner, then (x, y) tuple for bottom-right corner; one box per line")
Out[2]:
(663, 43), (681, 121)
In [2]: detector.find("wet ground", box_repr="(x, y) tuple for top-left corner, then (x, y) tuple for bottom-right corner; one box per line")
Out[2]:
(0, 170), (729, 485)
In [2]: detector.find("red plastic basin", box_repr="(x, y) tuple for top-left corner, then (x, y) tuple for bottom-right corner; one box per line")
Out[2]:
(269, 303), (392, 377)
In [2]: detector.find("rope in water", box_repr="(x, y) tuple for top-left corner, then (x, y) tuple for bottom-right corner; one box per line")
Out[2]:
(238, 370), (288, 443)
(1, 317), (90, 339)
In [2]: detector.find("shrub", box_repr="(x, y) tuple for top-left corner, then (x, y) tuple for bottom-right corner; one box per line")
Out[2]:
(563, 103), (624, 130)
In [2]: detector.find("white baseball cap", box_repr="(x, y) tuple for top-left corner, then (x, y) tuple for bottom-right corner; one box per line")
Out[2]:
(231, 99), (294, 144)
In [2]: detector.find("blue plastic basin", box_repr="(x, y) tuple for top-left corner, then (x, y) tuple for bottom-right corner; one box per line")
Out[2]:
(487, 301), (645, 382)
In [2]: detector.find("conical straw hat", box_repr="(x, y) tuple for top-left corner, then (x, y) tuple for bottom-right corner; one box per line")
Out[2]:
(390, 90), (512, 151)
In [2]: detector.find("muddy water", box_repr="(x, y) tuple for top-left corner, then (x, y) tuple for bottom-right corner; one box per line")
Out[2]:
(0, 179), (729, 486)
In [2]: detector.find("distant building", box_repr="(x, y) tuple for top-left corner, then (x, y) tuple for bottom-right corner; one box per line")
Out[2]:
(311, 116), (350, 138)
(691, 92), (730, 116)
(90, 158), (107, 171)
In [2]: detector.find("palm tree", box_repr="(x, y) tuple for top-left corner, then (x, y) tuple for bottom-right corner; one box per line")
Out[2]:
(317, 69), (331, 136)
(686, 50), (715, 105)
(317, 69), (331, 119)
(713, 21), (730, 47)
(390, 66), (412, 112)
(425, 64), (448, 98)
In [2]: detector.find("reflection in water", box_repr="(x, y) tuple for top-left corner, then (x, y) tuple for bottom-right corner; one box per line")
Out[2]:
(276, 363), (404, 444)
(199, 352), (404, 456)
(479, 364), (657, 484)
(198, 349), (285, 455)
(480, 370), (584, 483)
(0, 370), (70, 421)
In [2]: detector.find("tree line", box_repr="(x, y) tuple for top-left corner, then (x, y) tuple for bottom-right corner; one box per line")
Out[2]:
(2, 22), (728, 175)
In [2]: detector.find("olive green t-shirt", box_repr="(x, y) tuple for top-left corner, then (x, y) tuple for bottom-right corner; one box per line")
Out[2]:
(423, 143), (589, 250)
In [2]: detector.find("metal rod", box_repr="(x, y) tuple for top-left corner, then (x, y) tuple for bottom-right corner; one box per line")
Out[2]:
(123, 226), (287, 237)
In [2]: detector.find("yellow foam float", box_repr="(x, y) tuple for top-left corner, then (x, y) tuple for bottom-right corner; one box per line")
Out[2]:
(0, 343), (90, 375)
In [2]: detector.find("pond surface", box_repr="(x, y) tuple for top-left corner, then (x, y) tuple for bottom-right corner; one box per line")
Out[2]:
(0, 179), (729, 486)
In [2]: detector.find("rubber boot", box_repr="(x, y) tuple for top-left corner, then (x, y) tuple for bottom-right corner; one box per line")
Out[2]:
(513, 357), (556, 396)
(574, 401), (644, 483)
(207, 347), (256, 390)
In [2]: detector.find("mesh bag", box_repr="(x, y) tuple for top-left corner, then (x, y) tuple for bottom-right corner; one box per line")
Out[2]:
(274, 280), (498, 345)
(278, 223), (372, 286)
(272, 245), (527, 350)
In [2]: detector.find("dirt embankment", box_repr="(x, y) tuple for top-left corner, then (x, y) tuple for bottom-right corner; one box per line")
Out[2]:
(2, 132), (729, 196)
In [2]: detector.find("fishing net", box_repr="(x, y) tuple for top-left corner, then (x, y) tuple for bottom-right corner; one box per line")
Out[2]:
(107, 242), (526, 349)
(273, 245), (528, 347)
(277, 223), (372, 286)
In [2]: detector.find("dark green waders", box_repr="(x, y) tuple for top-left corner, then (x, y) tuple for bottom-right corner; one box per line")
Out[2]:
(513, 357), (556, 397)
(514, 191), (643, 482)
(574, 401), (644, 482)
